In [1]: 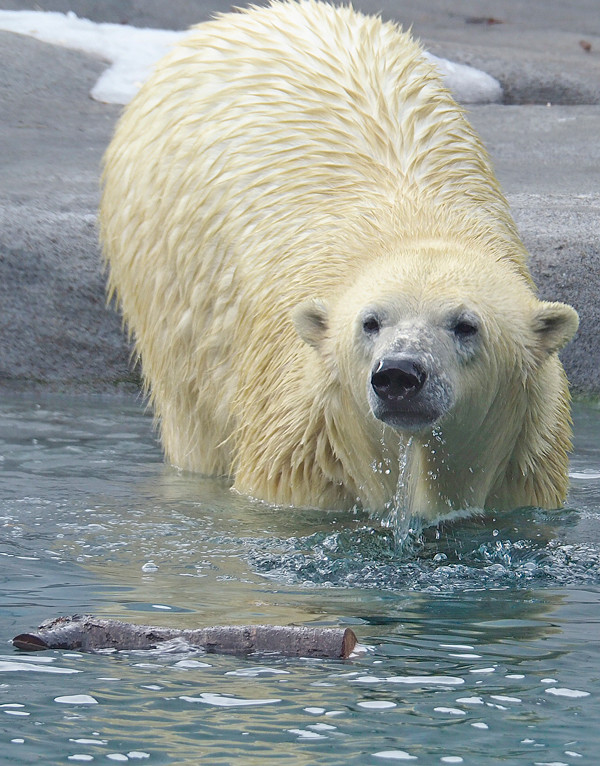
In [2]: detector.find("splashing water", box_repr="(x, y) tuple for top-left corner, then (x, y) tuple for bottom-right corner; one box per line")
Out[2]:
(381, 426), (452, 551)
(380, 436), (425, 552)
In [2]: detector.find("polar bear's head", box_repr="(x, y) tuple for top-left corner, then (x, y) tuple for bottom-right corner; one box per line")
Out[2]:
(293, 243), (578, 435)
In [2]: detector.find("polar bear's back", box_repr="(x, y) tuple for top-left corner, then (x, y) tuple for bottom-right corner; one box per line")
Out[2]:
(102, 0), (498, 292)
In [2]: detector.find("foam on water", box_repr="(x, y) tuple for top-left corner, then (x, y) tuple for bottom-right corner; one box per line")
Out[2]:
(0, 660), (80, 675)
(179, 693), (282, 707)
(55, 695), (99, 705)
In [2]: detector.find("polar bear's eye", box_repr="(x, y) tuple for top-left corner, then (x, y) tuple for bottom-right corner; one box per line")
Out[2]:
(453, 319), (479, 338)
(362, 315), (381, 336)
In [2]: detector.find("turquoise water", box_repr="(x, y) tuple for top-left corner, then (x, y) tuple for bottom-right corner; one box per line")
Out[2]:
(1, 395), (599, 764)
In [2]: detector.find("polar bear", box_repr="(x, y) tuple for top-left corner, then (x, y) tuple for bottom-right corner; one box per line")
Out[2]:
(100, 0), (578, 522)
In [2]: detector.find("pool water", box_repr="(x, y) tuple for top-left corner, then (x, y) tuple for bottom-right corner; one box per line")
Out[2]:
(0, 395), (599, 764)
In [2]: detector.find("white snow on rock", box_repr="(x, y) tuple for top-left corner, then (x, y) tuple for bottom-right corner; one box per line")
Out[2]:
(0, 10), (184, 104)
(0, 9), (502, 105)
(427, 53), (503, 104)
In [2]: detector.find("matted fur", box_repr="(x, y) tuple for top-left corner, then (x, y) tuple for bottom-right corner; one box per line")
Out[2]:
(100, 0), (578, 521)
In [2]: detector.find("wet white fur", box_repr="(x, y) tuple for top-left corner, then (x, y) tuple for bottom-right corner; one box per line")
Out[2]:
(100, 0), (578, 520)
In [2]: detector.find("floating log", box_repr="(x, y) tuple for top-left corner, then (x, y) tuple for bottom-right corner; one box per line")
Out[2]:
(13, 615), (357, 659)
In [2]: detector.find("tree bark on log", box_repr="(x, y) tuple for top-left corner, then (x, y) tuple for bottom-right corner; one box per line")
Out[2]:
(13, 615), (358, 659)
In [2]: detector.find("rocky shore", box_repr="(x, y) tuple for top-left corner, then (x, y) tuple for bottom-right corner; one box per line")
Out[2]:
(0, 0), (598, 395)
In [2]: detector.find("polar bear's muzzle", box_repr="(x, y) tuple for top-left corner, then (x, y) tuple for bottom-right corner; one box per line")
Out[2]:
(371, 357), (426, 401)
(368, 353), (451, 431)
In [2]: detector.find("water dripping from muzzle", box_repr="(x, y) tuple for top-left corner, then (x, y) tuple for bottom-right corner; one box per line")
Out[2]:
(380, 436), (423, 552)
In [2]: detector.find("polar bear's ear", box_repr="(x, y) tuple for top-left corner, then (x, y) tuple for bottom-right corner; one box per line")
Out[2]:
(293, 298), (329, 352)
(532, 300), (579, 356)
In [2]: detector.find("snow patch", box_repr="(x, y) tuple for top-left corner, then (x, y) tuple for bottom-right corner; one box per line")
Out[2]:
(0, 9), (502, 105)
(0, 10), (184, 104)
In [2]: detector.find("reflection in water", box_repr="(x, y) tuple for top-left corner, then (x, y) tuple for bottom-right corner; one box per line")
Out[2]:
(0, 395), (599, 763)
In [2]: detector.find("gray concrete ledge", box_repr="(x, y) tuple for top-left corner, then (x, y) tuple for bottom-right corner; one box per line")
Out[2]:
(0, 1), (598, 395)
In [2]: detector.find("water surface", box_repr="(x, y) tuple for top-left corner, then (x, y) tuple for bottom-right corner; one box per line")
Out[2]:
(0, 395), (599, 764)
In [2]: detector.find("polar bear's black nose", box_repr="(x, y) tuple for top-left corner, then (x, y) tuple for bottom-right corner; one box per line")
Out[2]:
(371, 357), (427, 401)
